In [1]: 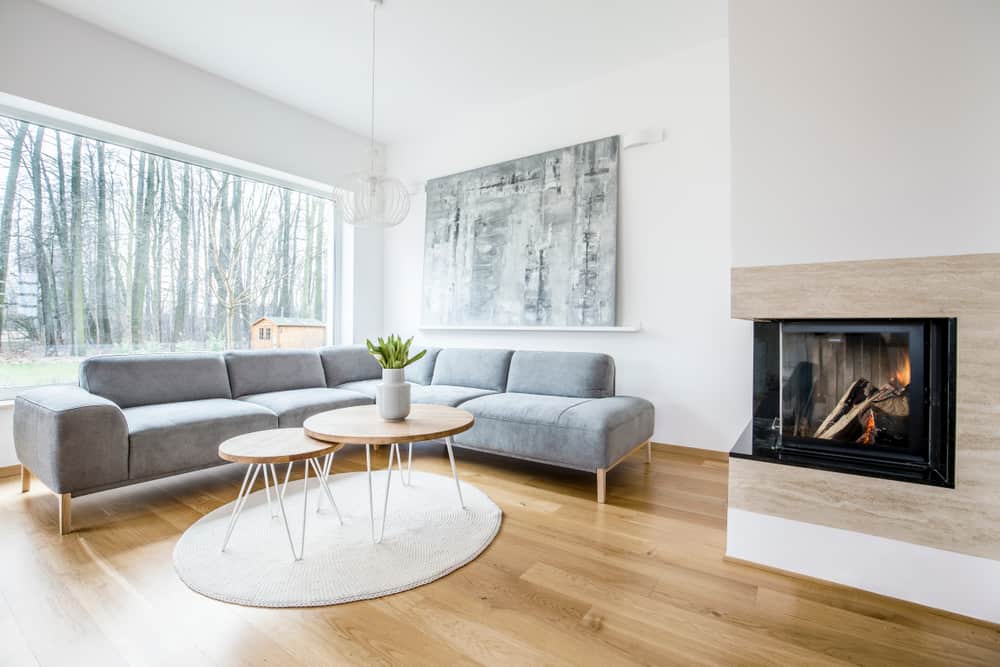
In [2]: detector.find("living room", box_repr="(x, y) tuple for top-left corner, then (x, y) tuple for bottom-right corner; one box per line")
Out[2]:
(0, 0), (997, 664)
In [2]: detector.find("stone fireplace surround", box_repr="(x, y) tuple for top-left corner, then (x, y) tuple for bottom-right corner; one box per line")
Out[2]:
(727, 253), (1000, 624)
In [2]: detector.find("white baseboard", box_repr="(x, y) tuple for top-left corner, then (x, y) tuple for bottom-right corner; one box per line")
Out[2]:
(726, 507), (1000, 624)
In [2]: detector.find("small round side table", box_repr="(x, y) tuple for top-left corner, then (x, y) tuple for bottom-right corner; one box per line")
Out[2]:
(218, 428), (344, 561)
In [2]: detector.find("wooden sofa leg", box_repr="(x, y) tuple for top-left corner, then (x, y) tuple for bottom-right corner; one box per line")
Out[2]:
(59, 493), (72, 535)
(20, 465), (31, 493)
(646, 440), (652, 464)
(596, 469), (607, 504)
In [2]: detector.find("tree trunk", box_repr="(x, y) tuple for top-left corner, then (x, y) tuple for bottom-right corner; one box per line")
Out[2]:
(30, 127), (57, 353)
(69, 136), (86, 355)
(0, 121), (28, 350)
(94, 142), (112, 345)
(152, 159), (166, 343)
(312, 205), (325, 319)
(303, 198), (315, 313)
(276, 189), (292, 315)
(171, 163), (191, 346)
(55, 132), (73, 348)
(41, 156), (65, 345)
(189, 172), (201, 340)
(215, 174), (230, 334)
(130, 154), (155, 346)
(231, 177), (249, 344)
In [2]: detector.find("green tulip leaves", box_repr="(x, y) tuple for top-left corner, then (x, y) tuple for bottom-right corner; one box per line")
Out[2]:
(365, 334), (427, 369)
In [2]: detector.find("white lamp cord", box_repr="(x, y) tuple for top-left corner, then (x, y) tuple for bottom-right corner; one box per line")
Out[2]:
(369, 0), (377, 179)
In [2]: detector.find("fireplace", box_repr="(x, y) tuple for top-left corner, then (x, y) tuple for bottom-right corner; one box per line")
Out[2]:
(742, 318), (956, 487)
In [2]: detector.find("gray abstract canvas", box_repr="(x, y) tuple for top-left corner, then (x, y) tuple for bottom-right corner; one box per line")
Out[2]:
(422, 136), (618, 327)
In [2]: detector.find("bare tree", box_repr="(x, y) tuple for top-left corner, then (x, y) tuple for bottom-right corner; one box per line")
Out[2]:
(206, 196), (289, 348)
(69, 136), (85, 354)
(0, 121), (28, 349)
(130, 154), (155, 346)
(30, 127), (56, 352)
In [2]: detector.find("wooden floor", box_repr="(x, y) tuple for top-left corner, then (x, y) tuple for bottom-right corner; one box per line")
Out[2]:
(2, 445), (998, 666)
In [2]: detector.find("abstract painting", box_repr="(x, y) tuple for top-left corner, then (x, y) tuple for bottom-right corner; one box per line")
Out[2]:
(421, 136), (618, 327)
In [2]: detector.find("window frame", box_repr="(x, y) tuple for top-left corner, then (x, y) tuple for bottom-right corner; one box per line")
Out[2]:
(0, 96), (345, 397)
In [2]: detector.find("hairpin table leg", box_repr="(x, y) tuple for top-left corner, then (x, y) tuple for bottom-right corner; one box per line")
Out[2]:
(445, 436), (466, 509)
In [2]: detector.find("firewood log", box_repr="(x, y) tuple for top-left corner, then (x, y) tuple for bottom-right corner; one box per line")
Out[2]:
(814, 383), (907, 441)
(812, 378), (873, 437)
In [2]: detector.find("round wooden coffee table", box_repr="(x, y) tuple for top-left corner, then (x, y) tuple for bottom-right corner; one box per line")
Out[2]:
(218, 428), (345, 561)
(303, 404), (475, 543)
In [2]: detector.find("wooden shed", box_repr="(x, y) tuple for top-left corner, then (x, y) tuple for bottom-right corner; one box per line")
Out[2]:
(250, 317), (327, 350)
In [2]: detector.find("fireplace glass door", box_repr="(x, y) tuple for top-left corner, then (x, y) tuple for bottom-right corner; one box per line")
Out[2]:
(781, 322), (923, 457)
(749, 318), (955, 487)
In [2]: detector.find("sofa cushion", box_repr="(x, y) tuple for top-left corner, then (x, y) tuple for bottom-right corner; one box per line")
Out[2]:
(239, 388), (372, 427)
(455, 393), (654, 472)
(507, 351), (615, 398)
(80, 353), (231, 408)
(431, 348), (513, 392)
(405, 346), (440, 385)
(319, 345), (382, 386)
(123, 399), (277, 480)
(224, 350), (326, 398)
(411, 384), (495, 407)
(335, 380), (378, 399)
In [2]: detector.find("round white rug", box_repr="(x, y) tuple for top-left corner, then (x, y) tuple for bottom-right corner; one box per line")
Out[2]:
(173, 470), (502, 607)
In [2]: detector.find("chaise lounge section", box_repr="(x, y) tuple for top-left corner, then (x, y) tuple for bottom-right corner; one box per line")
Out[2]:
(14, 345), (654, 533)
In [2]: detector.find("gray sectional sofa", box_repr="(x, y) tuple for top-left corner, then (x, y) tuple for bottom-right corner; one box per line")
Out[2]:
(14, 346), (654, 533)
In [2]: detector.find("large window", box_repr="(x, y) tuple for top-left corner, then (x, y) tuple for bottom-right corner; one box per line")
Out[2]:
(0, 116), (333, 397)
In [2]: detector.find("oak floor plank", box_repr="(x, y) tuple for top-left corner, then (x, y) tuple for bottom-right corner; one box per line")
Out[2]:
(0, 591), (40, 667)
(2, 445), (997, 666)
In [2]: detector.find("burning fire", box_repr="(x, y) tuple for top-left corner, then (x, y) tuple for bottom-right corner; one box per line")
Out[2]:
(895, 355), (911, 386)
(857, 409), (877, 445)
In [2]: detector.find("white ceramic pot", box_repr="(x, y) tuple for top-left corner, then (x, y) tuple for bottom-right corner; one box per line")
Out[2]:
(376, 368), (411, 421)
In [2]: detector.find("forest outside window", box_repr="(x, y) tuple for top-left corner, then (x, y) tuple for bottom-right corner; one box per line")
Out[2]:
(0, 115), (334, 398)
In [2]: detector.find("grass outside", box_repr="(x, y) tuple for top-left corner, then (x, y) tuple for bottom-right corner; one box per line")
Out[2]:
(0, 358), (82, 399)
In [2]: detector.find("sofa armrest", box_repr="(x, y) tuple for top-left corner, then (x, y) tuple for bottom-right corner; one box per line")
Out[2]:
(14, 386), (129, 495)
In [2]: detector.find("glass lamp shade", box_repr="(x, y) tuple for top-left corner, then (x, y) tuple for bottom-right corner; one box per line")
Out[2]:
(341, 171), (411, 228)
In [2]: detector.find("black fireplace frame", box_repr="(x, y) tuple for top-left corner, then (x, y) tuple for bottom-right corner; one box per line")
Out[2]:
(736, 318), (957, 488)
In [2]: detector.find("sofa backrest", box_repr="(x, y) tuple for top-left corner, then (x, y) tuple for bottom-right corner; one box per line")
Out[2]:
(79, 353), (232, 408)
(224, 350), (326, 397)
(405, 346), (440, 385)
(319, 345), (382, 386)
(431, 348), (513, 392)
(506, 351), (615, 398)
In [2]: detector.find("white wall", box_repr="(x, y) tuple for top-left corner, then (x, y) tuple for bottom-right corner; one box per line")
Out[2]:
(384, 38), (750, 452)
(730, 0), (1000, 268)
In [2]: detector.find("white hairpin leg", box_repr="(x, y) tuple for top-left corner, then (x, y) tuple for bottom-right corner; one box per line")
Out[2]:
(261, 461), (276, 518)
(406, 442), (413, 485)
(270, 463), (300, 561)
(316, 452), (334, 512)
(365, 444), (375, 542)
(299, 458), (310, 559)
(445, 436), (466, 509)
(221, 464), (258, 552)
(281, 461), (292, 499)
(377, 443), (397, 543)
(394, 443), (407, 487)
(310, 457), (343, 524)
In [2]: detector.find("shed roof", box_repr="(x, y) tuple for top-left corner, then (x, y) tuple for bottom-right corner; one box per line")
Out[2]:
(251, 316), (326, 328)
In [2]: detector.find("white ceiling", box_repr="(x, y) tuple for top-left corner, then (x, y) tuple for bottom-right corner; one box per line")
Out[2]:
(37, 0), (727, 143)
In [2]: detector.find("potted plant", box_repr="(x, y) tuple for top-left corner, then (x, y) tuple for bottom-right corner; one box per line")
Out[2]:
(366, 335), (426, 421)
